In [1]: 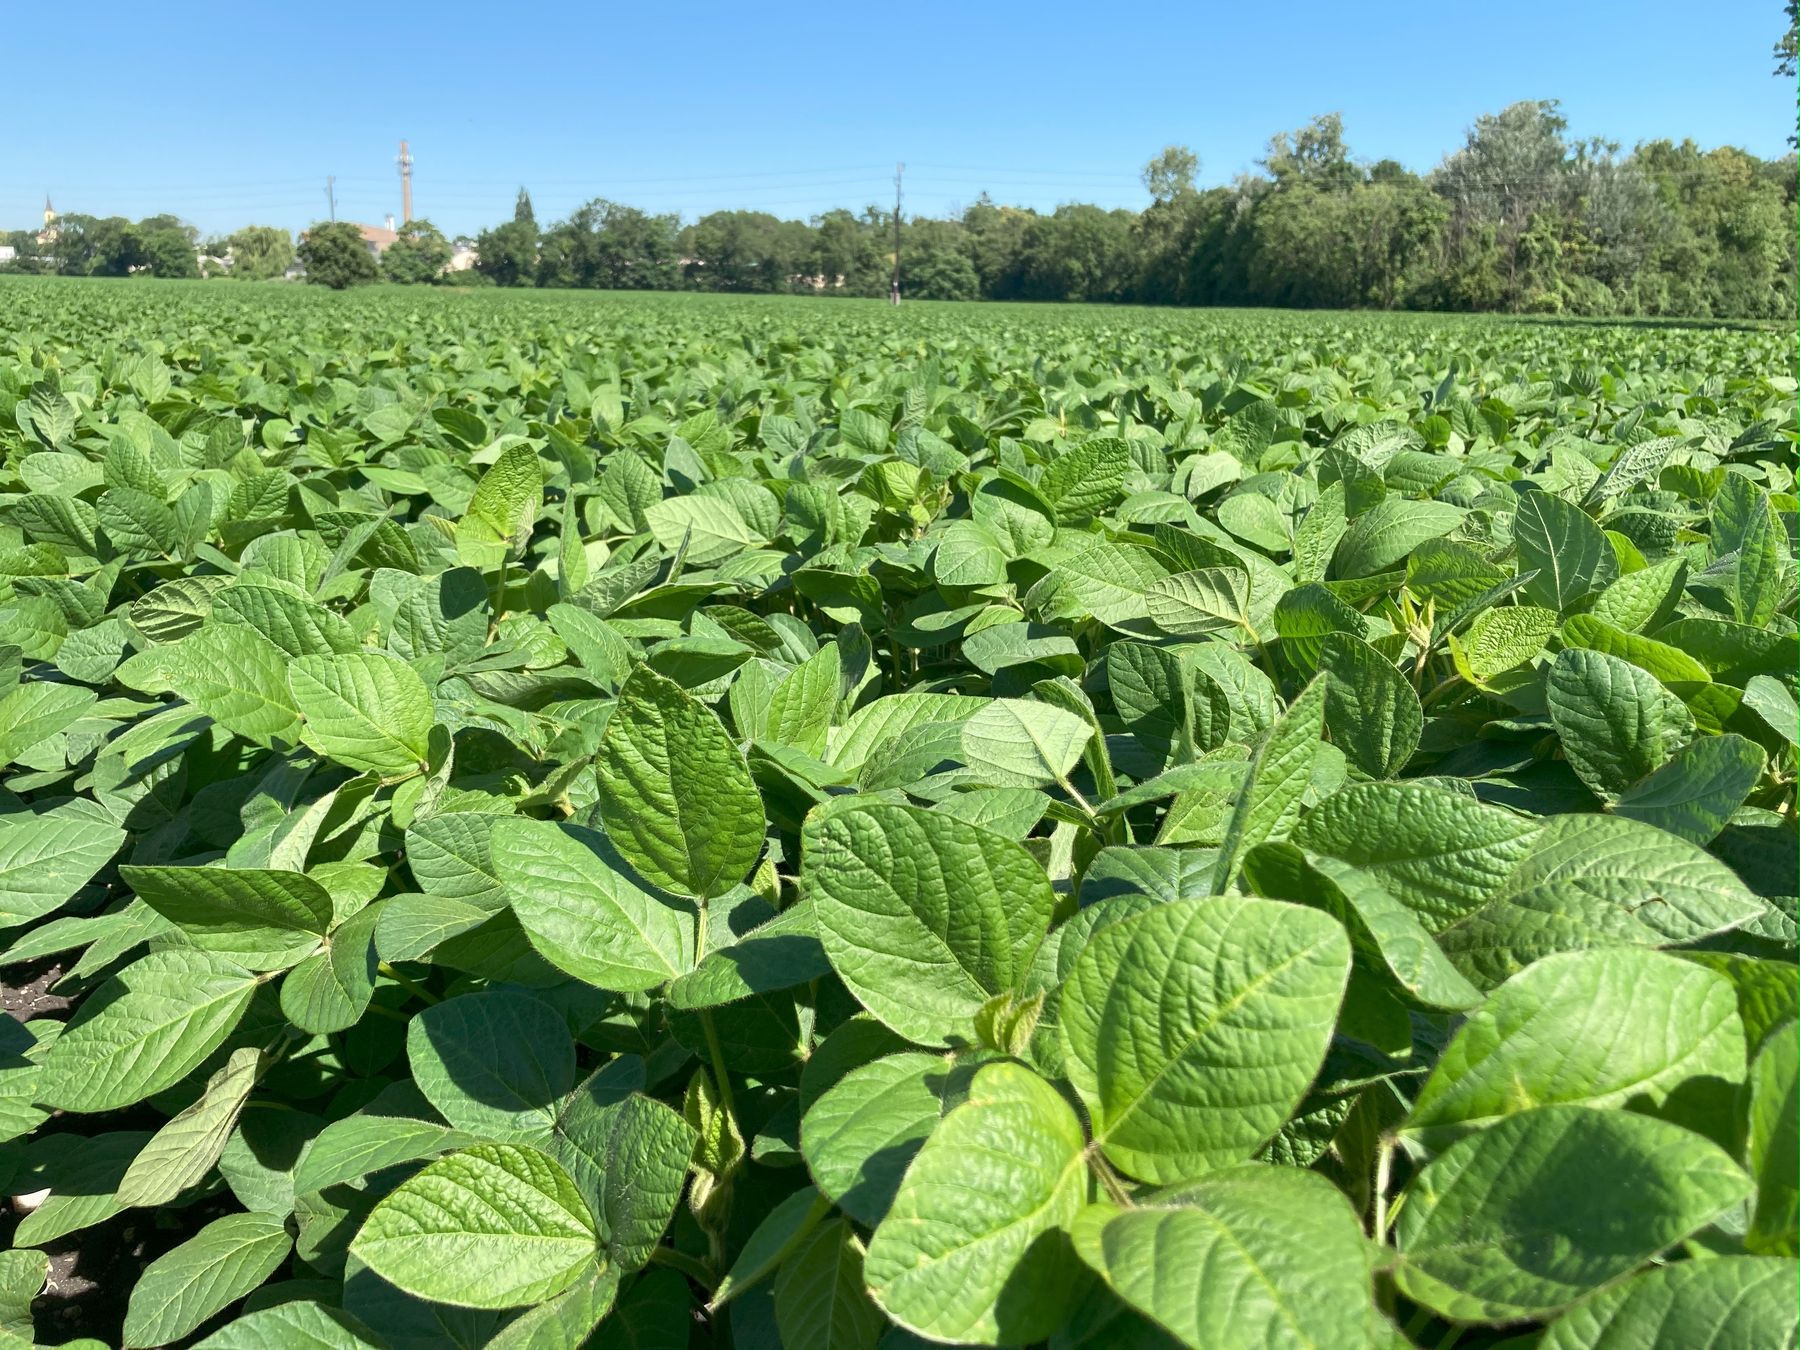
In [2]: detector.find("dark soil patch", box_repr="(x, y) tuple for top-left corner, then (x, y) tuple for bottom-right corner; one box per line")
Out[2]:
(1, 957), (72, 1023)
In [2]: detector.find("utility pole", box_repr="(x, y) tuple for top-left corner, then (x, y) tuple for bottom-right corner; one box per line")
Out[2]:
(890, 161), (903, 305)
(326, 175), (336, 221)
(398, 140), (414, 224)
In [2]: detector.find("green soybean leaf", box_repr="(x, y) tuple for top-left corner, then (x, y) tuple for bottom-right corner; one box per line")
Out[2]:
(214, 575), (359, 658)
(406, 991), (575, 1143)
(1537, 1256), (1799, 1350)
(490, 817), (693, 991)
(289, 651), (433, 781)
(1403, 949), (1745, 1150)
(161, 623), (304, 748)
(296, 1108), (478, 1197)
(1436, 814), (1767, 987)
(1450, 604), (1558, 684)
(594, 665), (765, 899)
(1394, 1105), (1751, 1322)
(1071, 1166), (1381, 1350)
(0, 804), (124, 926)
(1040, 436), (1130, 523)
(1242, 845), (1481, 1011)
(549, 1075), (697, 1272)
(1590, 555), (1688, 633)
(280, 902), (381, 1034)
(864, 1062), (1087, 1346)
(1319, 633), (1422, 779)
(122, 1212), (293, 1349)
(958, 697), (1093, 788)
(12, 1130), (150, 1248)
(764, 643), (841, 757)
(1211, 676), (1326, 892)
(1741, 674), (1799, 747)
(803, 801), (1055, 1048)
(800, 1051), (964, 1227)
(1333, 498), (1464, 578)
(773, 1217), (885, 1350)
(1746, 1022), (1798, 1256)
(0, 681), (95, 764)
(117, 1047), (262, 1208)
(1612, 733), (1766, 845)
(645, 495), (762, 565)
(349, 1144), (597, 1310)
(1547, 647), (1694, 799)
(404, 812), (510, 911)
(192, 1300), (383, 1348)
(0, 1249), (44, 1341)
(1514, 491), (1617, 612)
(37, 950), (260, 1113)
(1560, 613), (1712, 687)
(1144, 568), (1250, 636)
(482, 1263), (620, 1350)
(122, 864), (332, 968)
(456, 443), (543, 571)
(666, 899), (830, 1009)
(1061, 896), (1350, 1184)
(1292, 782), (1541, 931)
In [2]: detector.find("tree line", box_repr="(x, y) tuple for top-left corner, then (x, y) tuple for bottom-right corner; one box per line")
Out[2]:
(472, 102), (1798, 319)
(0, 215), (454, 287)
(6, 100), (1795, 318)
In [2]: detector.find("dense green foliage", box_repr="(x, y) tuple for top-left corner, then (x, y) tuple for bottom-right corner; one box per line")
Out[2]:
(469, 104), (1796, 319)
(5, 215), (203, 281)
(0, 278), (1794, 1348)
(295, 224), (380, 292)
(381, 222), (454, 288)
(9, 102), (1795, 317)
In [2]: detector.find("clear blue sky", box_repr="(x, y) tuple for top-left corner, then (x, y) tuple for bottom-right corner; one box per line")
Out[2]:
(6, 0), (1793, 241)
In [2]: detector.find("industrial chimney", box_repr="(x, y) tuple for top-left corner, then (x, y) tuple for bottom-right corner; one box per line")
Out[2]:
(398, 140), (414, 224)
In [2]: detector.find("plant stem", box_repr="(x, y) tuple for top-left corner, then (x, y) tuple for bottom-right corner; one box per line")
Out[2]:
(1371, 1135), (1394, 1243)
(699, 1009), (735, 1114)
(378, 961), (439, 1006)
(1086, 1147), (1134, 1207)
(649, 1245), (716, 1289)
(1056, 773), (1095, 820)
(1402, 1305), (1435, 1340)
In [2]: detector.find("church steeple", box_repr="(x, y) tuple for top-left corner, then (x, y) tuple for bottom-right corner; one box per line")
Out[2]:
(37, 196), (58, 246)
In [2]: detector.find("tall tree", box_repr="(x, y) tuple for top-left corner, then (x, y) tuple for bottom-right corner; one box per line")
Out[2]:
(680, 212), (808, 292)
(226, 226), (294, 280)
(297, 222), (378, 289)
(1263, 114), (1360, 193)
(1142, 146), (1200, 203)
(138, 227), (198, 279)
(538, 200), (680, 289)
(1778, 0), (1797, 144)
(382, 219), (453, 284)
(475, 196), (539, 287)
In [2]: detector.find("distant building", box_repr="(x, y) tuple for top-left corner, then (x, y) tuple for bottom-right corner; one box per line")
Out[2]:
(445, 239), (478, 273)
(354, 218), (399, 258)
(35, 197), (57, 246)
(0, 245), (16, 266)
